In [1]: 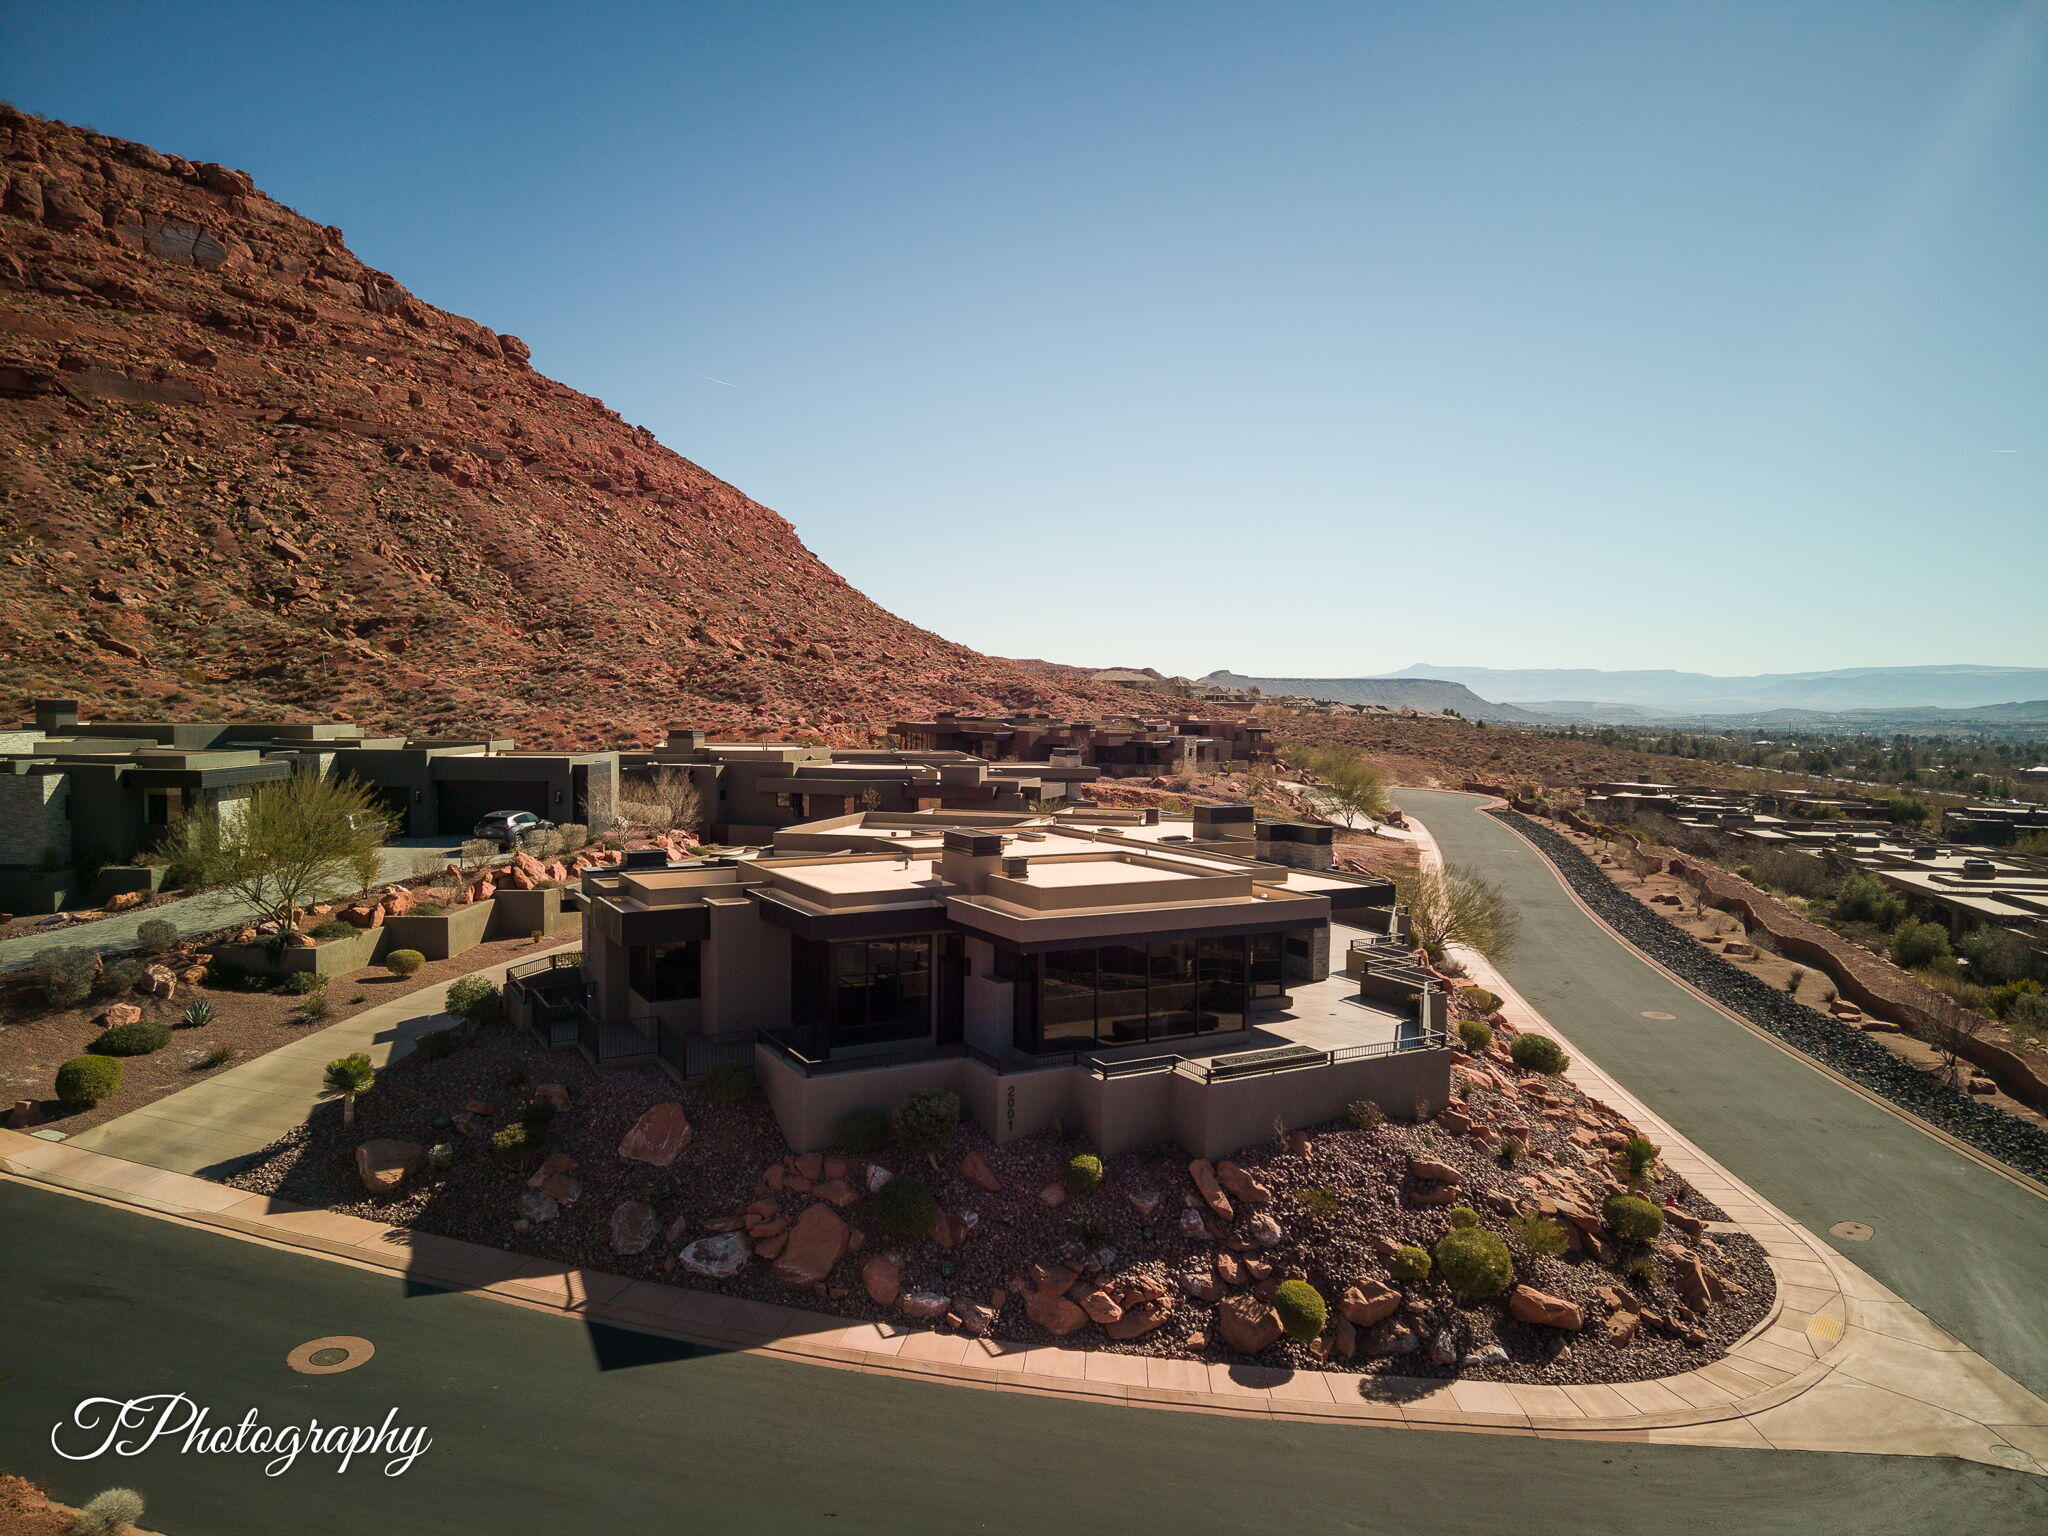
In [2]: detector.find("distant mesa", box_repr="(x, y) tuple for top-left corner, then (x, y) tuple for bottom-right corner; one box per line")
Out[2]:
(1196, 672), (1542, 723)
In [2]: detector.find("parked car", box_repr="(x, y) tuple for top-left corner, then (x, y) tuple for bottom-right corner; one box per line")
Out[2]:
(472, 810), (556, 847)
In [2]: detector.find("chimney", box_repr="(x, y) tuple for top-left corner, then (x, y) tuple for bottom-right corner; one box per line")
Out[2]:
(664, 727), (706, 752)
(1001, 855), (1032, 879)
(1193, 803), (1257, 841)
(939, 828), (1005, 894)
(33, 699), (79, 734)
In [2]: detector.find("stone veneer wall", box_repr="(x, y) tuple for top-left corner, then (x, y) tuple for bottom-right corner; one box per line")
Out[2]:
(0, 772), (69, 867)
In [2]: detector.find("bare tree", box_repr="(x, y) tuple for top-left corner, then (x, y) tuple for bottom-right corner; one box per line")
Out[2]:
(1921, 996), (1993, 1088)
(619, 766), (703, 834)
(1395, 865), (1520, 966)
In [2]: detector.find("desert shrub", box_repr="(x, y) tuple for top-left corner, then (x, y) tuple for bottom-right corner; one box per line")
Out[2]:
(34, 948), (101, 1008)
(412, 903), (446, 917)
(1457, 1018), (1494, 1053)
(204, 958), (254, 991)
(1064, 1153), (1104, 1195)
(91, 1020), (171, 1056)
(518, 1095), (557, 1135)
(891, 1089), (960, 1158)
(1507, 1212), (1570, 1257)
(135, 917), (179, 955)
(2005, 990), (2048, 1046)
(445, 975), (503, 1024)
(55, 1054), (122, 1105)
(873, 1174), (938, 1237)
(71, 1487), (145, 1536)
(1460, 987), (1501, 1015)
(296, 996), (332, 1023)
(178, 999), (217, 1028)
(1834, 873), (1906, 930)
(1295, 1185), (1341, 1219)
(1615, 1134), (1659, 1184)
(193, 1043), (234, 1071)
(1272, 1279), (1329, 1342)
(428, 1141), (458, 1170)
(1603, 1192), (1665, 1244)
(837, 1106), (890, 1154)
(1626, 1255), (1659, 1287)
(1389, 1244), (1432, 1282)
(1508, 1033), (1569, 1074)
(94, 957), (147, 999)
(1498, 1136), (1524, 1165)
(555, 822), (589, 851)
(1434, 1226), (1513, 1298)
(704, 1060), (755, 1103)
(310, 919), (355, 941)
(1961, 928), (2036, 988)
(411, 1027), (457, 1062)
(281, 970), (327, 996)
(459, 837), (497, 866)
(490, 1122), (538, 1166)
(1346, 1098), (1385, 1132)
(384, 948), (426, 977)
(1446, 1205), (1481, 1229)
(1890, 919), (1951, 971)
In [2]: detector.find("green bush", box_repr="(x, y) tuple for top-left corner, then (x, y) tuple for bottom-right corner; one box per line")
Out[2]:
(1272, 1279), (1329, 1342)
(445, 975), (503, 1024)
(1064, 1153), (1104, 1195)
(178, 999), (218, 1028)
(56, 1054), (122, 1105)
(34, 948), (99, 1009)
(1615, 1134), (1659, 1184)
(891, 1089), (961, 1158)
(71, 1487), (145, 1536)
(411, 1027), (457, 1062)
(96, 957), (146, 998)
(1889, 919), (1951, 971)
(1461, 987), (1501, 1015)
(91, 1020), (171, 1056)
(1457, 1018), (1493, 1053)
(1508, 1033), (1569, 1075)
(281, 971), (327, 996)
(428, 1141), (459, 1170)
(1434, 1226), (1514, 1299)
(413, 903), (446, 917)
(704, 1060), (755, 1103)
(310, 920), (356, 941)
(296, 996), (332, 1023)
(384, 948), (426, 977)
(873, 1174), (938, 1237)
(1295, 1185), (1341, 1219)
(1446, 1205), (1481, 1229)
(1507, 1212), (1570, 1257)
(1834, 873), (1906, 930)
(491, 1122), (537, 1166)
(1389, 1244), (1432, 1282)
(1346, 1099), (1385, 1133)
(135, 917), (179, 955)
(1603, 1192), (1665, 1244)
(837, 1106), (890, 1154)
(204, 958), (253, 991)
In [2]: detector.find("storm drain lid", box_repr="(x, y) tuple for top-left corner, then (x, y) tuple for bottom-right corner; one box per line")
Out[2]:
(1829, 1221), (1875, 1242)
(288, 1336), (376, 1375)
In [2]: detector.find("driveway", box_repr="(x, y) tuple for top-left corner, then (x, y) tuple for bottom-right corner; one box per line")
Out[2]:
(1396, 788), (2048, 1397)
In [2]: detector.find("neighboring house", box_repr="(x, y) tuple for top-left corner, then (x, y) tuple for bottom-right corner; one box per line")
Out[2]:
(510, 808), (1446, 1159)
(888, 711), (1272, 777)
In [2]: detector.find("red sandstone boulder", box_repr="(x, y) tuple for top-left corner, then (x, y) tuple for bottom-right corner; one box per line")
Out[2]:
(863, 1253), (903, 1306)
(1216, 1293), (1283, 1354)
(958, 1149), (1002, 1192)
(1025, 1288), (1089, 1336)
(1507, 1285), (1584, 1330)
(772, 1203), (850, 1288)
(1215, 1160), (1272, 1207)
(95, 1003), (143, 1029)
(355, 1139), (422, 1195)
(1187, 1159), (1234, 1221)
(1339, 1279), (1402, 1328)
(617, 1102), (693, 1166)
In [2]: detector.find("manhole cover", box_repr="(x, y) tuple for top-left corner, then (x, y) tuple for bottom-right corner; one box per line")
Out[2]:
(287, 1335), (375, 1375)
(1640, 1011), (1676, 1021)
(1829, 1220), (1875, 1242)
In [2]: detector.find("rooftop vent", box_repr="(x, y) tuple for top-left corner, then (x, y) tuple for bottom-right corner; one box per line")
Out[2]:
(1001, 855), (1032, 878)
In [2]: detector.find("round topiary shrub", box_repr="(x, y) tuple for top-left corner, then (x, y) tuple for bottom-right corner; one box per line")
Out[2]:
(56, 1054), (122, 1105)
(1446, 1205), (1481, 1229)
(873, 1174), (938, 1237)
(1389, 1244), (1432, 1283)
(891, 1089), (960, 1158)
(1434, 1226), (1513, 1299)
(1508, 1032), (1569, 1075)
(1457, 1018), (1493, 1053)
(1461, 987), (1501, 1015)
(704, 1060), (755, 1103)
(1603, 1192), (1665, 1244)
(384, 948), (426, 978)
(1064, 1153), (1104, 1195)
(136, 917), (179, 955)
(837, 1106), (890, 1154)
(1272, 1279), (1329, 1342)
(91, 1020), (171, 1057)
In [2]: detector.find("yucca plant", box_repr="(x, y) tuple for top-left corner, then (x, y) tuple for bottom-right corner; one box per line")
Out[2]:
(1615, 1134), (1660, 1186)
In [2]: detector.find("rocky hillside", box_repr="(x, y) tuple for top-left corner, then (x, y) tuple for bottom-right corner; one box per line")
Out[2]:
(0, 109), (1137, 746)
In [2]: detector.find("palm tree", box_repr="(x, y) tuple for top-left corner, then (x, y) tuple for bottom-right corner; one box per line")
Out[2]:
(320, 1052), (375, 1128)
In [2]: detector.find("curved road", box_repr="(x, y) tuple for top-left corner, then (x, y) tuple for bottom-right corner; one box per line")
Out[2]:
(1398, 788), (2048, 1396)
(2, 1181), (2040, 1535)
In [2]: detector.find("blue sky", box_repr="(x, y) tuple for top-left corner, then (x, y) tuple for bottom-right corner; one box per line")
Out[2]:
(5, 1), (2043, 678)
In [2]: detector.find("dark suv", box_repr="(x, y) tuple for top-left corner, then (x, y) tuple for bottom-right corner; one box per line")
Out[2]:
(472, 809), (556, 847)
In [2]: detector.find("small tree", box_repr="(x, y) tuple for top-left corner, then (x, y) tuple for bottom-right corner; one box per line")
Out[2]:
(321, 1051), (375, 1128)
(1921, 995), (1993, 1087)
(1297, 747), (1392, 825)
(1396, 865), (1520, 966)
(157, 771), (393, 936)
(619, 767), (703, 834)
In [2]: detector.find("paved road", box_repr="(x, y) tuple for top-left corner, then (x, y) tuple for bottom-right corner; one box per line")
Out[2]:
(2, 1182), (2036, 1536)
(1397, 788), (2048, 1397)
(0, 838), (469, 973)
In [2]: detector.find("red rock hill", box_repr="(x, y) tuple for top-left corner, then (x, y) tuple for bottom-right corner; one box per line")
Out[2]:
(0, 109), (1135, 746)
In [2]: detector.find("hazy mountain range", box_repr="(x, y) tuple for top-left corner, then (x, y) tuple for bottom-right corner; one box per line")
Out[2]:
(1379, 663), (2048, 715)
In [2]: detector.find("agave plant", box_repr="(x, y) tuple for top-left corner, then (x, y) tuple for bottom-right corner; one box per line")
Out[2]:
(179, 998), (218, 1028)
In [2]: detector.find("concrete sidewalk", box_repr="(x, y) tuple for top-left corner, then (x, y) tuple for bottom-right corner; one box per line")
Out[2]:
(62, 941), (575, 1177)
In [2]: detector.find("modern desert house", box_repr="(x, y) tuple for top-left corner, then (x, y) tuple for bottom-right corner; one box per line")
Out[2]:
(510, 807), (1450, 1159)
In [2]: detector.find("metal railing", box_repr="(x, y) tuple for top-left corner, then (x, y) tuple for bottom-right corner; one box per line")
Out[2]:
(507, 956), (590, 1050)
(1168, 1026), (1448, 1084)
(762, 1030), (968, 1078)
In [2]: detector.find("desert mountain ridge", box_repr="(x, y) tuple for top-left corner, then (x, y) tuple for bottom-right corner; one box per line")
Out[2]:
(0, 107), (1158, 748)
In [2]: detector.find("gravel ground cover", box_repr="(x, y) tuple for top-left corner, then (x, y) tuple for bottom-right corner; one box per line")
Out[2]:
(1493, 809), (2048, 1181)
(228, 1013), (1771, 1387)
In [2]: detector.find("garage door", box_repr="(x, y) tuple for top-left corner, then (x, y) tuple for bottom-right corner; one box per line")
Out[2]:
(436, 779), (551, 835)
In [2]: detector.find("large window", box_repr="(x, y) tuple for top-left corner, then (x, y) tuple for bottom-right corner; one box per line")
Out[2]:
(629, 941), (701, 1003)
(824, 937), (934, 1048)
(1013, 933), (1276, 1051)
